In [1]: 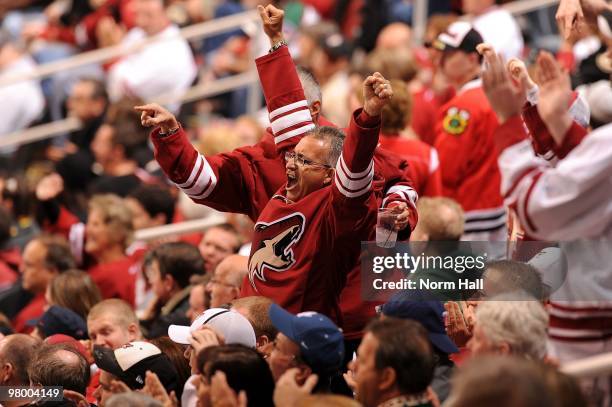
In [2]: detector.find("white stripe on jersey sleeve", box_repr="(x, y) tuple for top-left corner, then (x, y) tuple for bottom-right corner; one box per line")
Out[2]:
(269, 100), (309, 120)
(271, 109), (313, 135)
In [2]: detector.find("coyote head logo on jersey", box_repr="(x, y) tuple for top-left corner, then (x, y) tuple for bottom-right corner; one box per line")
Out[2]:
(248, 213), (306, 287)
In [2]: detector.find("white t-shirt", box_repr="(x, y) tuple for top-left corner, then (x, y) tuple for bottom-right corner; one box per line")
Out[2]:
(107, 24), (197, 113)
(473, 7), (524, 60)
(0, 55), (45, 138)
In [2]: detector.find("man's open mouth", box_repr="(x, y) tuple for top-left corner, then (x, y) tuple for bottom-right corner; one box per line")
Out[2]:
(286, 172), (297, 189)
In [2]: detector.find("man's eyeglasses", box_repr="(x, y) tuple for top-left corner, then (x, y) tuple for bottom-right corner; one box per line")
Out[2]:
(284, 151), (332, 169)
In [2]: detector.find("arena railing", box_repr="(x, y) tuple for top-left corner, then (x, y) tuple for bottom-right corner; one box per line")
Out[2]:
(133, 212), (226, 242)
(411, 0), (560, 46)
(2, 0), (562, 147)
(0, 9), (263, 145)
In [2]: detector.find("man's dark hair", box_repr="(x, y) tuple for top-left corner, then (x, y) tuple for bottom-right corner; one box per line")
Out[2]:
(484, 260), (545, 300)
(78, 77), (108, 102)
(37, 235), (77, 272)
(0, 334), (41, 385)
(366, 318), (435, 396)
(197, 345), (274, 407)
(305, 126), (345, 168)
(105, 98), (149, 161)
(28, 343), (90, 395)
(128, 184), (176, 225)
(148, 242), (204, 288)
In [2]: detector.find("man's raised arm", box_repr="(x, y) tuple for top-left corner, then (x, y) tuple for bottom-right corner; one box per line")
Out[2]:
(481, 51), (611, 241)
(333, 73), (392, 204)
(255, 4), (315, 152)
(136, 104), (260, 218)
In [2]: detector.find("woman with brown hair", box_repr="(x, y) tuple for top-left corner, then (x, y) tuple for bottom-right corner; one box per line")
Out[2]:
(46, 269), (102, 320)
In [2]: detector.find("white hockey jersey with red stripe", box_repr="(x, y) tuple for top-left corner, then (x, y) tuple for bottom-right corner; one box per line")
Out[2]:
(496, 116), (612, 341)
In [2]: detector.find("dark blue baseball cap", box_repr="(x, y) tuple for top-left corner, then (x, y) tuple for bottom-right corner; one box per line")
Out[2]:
(269, 304), (345, 373)
(28, 305), (88, 340)
(380, 299), (459, 354)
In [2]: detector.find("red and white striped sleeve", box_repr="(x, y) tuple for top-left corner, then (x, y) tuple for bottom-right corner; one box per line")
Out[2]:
(150, 127), (258, 217)
(256, 46), (315, 151)
(333, 109), (380, 199)
(497, 116), (612, 241)
(173, 153), (217, 201)
(381, 185), (419, 209)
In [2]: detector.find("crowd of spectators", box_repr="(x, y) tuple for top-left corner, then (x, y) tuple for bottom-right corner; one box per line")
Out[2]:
(0, 0), (610, 405)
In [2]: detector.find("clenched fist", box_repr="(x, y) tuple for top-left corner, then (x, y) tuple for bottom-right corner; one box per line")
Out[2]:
(257, 4), (284, 46)
(363, 72), (393, 117)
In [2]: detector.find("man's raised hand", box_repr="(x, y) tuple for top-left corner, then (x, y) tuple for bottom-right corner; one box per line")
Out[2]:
(257, 4), (284, 46)
(134, 104), (179, 134)
(363, 72), (393, 117)
(556, 0), (610, 39)
(535, 51), (573, 144)
(481, 51), (526, 123)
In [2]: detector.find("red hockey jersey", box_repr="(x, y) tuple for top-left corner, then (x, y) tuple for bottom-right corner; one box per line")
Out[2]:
(153, 110), (380, 318)
(434, 79), (505, 234)
(258, 46), (418, 227)
(257, 46), (418, 332)
(242, 110), (380, 318)
(152, 45), (416, 320)
(379, 134), (442, 198)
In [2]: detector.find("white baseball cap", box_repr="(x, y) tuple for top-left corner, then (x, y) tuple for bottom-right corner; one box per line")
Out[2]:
(168, 308), (256, 348)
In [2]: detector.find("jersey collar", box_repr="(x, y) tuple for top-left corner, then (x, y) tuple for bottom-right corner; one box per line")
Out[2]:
(459, 78), (483, 94)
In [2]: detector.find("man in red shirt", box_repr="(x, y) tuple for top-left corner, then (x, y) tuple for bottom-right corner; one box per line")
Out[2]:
(432, 22), (505, 240)
(377, 79), (443, 198)
(138, 68), (392, 319)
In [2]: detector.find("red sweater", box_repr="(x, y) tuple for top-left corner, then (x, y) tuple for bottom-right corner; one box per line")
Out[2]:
(379, 135), (442, 198)
(12, 294), (46, 333)
(89, 257), (136, 306)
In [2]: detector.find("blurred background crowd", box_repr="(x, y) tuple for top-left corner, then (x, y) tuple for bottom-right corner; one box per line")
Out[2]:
(0, 0), (610, 405)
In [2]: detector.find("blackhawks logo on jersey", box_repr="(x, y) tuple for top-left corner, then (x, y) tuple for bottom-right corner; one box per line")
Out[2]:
(443, 107), (470, 135)
(248, 213), (306, 288)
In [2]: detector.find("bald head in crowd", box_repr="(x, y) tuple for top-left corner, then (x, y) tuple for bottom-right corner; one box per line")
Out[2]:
(87, 299), (142, 349)
(376, 22), (412, 50)
(410, 197), (465, 241)
(207, 255), (248, 308)
(0, 334), (41, 392)
(29, 343), (90, 397)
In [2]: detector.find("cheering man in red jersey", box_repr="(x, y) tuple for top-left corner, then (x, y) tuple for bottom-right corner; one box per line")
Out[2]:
(137, 72), (392, 320)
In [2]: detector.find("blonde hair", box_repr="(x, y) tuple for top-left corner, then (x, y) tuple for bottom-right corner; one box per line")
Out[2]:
(88, 194), (133, 249)
(196, 122), (242, 156)
(87, 299), (138, 328)
(365, 48), (418, 82)
(381, 80), (412, 133)
(416, 197), (465, 240)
